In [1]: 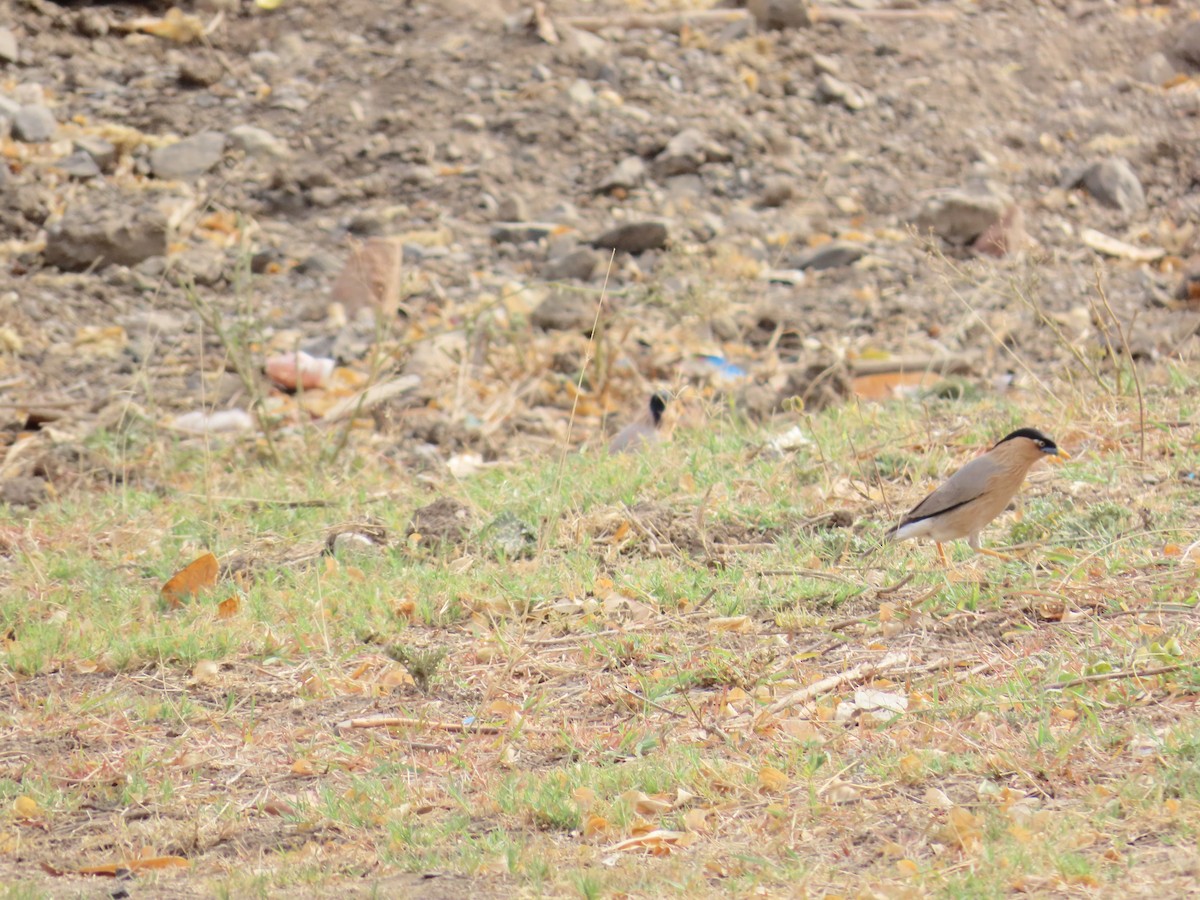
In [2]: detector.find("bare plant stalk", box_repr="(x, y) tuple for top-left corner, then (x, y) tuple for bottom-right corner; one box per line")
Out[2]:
(546, 251), (616, 551)
(184, 278), (281, 465)
(927, 247), (1063, 402)
(1093, 270), (1146, 462)
(1010, 279), (1112, 394)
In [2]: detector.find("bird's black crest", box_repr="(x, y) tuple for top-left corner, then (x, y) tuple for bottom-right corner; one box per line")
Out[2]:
(649, 392), (669, 426)
(995, 428), (1056, 449)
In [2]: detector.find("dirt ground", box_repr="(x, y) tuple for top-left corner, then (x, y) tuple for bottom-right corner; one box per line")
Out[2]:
(1, 0), (1197, 444)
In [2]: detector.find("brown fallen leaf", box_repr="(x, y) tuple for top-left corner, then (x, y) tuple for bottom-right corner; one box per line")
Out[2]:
(79, 854), (190, 876)
(161, 552), (219, 608)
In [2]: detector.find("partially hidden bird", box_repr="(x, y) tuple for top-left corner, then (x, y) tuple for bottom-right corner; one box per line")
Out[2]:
(608, 392), (668, 453)
(886, 427), (1069, 565)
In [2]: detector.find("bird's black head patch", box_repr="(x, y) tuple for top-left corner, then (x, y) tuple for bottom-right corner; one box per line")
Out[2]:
(995, 428), (1058, 452)
(649, 392), (669, 426)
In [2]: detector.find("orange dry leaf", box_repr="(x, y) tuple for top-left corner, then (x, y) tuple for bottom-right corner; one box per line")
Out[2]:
(620, 790), (672, 816)
(605, 829), (695, 855)
(583, 815), (609, 837)
(682, 808), (711, 834)
(940, 806), (983, 850)
(161, 552), (219, 608)
(216, 595), (240, 619)
(199, 211), (240, 235)
(708, 615), (753, 633)
(757, 765), (788, 792)
(852, 371), (938, 400)
(13, 796), (39, 819)
(79, 853), (189, 876)
(133, 8), (205, 43)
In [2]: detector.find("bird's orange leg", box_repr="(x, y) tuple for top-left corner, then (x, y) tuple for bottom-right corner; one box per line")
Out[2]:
(936, 542), (948, 567)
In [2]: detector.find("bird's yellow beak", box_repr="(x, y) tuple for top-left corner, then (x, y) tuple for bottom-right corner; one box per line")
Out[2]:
(1049, 448), (1070, 463)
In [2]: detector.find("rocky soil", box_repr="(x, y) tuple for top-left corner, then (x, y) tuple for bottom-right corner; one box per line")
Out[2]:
(1, 0), (1198, 481)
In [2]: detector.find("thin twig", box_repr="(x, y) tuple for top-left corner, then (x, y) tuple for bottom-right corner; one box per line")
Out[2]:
(760, 651), (910, 718)
(1047, 663), (1193, 691)
(335, 715), (508, 734)
(615, 684), (687, 719)
(876, 574), (914, 596)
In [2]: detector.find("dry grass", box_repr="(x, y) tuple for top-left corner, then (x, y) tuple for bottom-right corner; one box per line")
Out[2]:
(2, 363), (1200, 898)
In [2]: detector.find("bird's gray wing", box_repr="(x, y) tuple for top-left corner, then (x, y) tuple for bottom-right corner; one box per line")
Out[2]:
(899, 454), (1000, 525)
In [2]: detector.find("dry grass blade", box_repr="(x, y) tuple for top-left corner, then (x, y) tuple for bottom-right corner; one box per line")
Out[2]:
(335, 715), (508, 734)
(1047, 663), (1194, 691)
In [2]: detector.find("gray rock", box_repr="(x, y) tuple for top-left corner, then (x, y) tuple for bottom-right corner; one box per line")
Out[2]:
(591, 221), (668, 253)
(398, 164), (436, 188)
(913, 188), (1007, 246)
(227, 124), (290, 158)
(811, 54), (841, 77)
(1175, 21), (1200, 68)
(531, 290), (599, 332)
(296, 250), (341, 275)
(454, 113), (487, 131)
(1080, 157), (1145, 215)
(815, 74), (868, 111)
(58, 151), (101, 180)
(175, 245), (227, 286)
(74, 136), (117, 172)
(748, 0), (811, 29)
(0, 96), (18, 119)
(178, 57), (222, 88)
(566, 79), (596, 108)
(491, 222), (558, 244)
(0, 28), (18, 65)
(654, 128), (708, 177)
(667, 174), (704, 201)
(149, 131), (227, 179)
(792, 241), (865, 271)
(758, 177), (794, 208)
(596, 155), (646, 193)
(43, 202), (168, 271)
(73, 11), (109, 38)
(541, 247), (600, 281)
(1133, 52), (1176, 85)
(496, 196), (528, 222)
(654, 128), (732, 177)
(12, 105), (57, 142)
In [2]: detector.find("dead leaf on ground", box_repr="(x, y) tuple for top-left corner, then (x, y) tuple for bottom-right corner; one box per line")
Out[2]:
(757, 765), (788, 792)
(126, 9), (205, 43)
(708, 615), (754, 633)
(161, 552), (219, 608)
(79, 852), (190, 876)
(604, 829), (696, 855)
